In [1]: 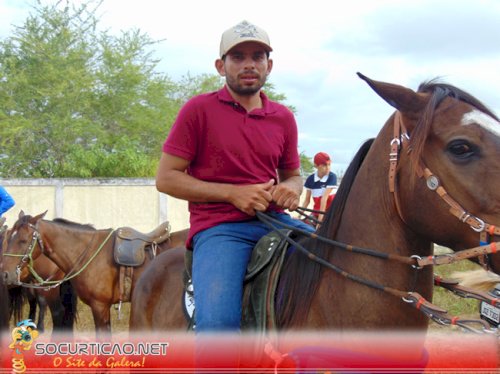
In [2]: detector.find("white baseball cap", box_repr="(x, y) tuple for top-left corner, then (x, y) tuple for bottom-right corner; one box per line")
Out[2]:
(219, 20), (272, 58)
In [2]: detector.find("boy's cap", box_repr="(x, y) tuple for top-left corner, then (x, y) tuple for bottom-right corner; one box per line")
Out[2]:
(220, 20), (272, 58)
(314, 152), (331, 166)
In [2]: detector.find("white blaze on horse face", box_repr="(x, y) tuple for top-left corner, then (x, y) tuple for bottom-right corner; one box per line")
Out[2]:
(461, 110), (500, 138)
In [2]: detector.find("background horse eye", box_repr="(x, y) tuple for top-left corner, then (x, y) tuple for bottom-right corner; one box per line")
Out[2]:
(446, 140), (477, 161)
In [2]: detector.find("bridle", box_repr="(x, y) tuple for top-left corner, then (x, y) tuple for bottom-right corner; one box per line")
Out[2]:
(3, 221), (115, 289)
(390, 111), (499, 269)
(2, 223), (50, 287)
(256, 110), (500, 334)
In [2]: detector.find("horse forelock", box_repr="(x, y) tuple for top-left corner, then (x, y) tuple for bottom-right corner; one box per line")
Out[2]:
(409, 80), (498, 176)
(11, 215), (31, 232)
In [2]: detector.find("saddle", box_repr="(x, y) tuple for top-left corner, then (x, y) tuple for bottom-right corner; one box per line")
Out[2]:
(183, 229), (292, 331)
(114, 221), (171, 267)
(113, 221), (171, 305)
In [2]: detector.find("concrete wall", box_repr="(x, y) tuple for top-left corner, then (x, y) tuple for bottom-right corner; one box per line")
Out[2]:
(0, 179), (189, 233)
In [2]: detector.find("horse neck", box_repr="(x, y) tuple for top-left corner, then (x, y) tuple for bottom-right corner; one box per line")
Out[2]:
(337, 125), (433, 257)
(321, 123), (435, 309)
(39, 220), (112, 274)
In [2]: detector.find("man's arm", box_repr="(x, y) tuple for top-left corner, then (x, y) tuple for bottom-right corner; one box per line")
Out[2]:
(272, 168), (303, 211)
(0, 187), (14, 215)
(156, 153), (274, 216)
(301, 189), (312, 209)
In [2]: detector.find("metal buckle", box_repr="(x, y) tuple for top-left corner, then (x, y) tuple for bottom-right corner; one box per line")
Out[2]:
(390, 138), (401, 147)
(471, 217), (486, 233)
(410, 255), (423, 269)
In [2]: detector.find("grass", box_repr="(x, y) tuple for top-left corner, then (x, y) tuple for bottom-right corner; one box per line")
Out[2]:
(8, 246), (489, 336)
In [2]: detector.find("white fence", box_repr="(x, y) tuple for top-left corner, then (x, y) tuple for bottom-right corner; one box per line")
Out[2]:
(0, 178), (189, 233)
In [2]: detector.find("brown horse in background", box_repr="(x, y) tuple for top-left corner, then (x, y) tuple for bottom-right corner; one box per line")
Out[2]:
(129, 74), (500, 332)
(8, 258), (76, 335)
(1, 219), (77, 335)
(2, 213), (188, 338)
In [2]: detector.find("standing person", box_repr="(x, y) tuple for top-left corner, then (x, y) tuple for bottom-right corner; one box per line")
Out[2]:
(156, 20), (314, 335)
(0, 186), (15, 217)
(300, 152), (337, 225)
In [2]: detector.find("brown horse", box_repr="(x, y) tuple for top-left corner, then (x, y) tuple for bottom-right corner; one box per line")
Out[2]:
(2, 218), (77, 335)
(2, 212), (188, 337)
(8, 259), (76, 335)
(129, 74), (500, 332)
(0, 277), (8, 333)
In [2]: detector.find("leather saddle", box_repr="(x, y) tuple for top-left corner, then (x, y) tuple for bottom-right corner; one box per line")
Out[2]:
(114, 221), (171, 267)
(183, 229), (292, 331)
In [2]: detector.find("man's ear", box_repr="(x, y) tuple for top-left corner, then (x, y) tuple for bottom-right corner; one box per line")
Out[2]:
(215, 59), (225, 76)
(266, 58), (273, 75)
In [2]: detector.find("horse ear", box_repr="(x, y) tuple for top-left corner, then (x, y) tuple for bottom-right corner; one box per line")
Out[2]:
(31, 210), (47, 223)
(357, 72), (427, 113)
(18, 210), (25, 219)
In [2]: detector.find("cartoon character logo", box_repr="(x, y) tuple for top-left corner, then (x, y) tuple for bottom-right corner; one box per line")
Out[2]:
(9, 319), (39, 373)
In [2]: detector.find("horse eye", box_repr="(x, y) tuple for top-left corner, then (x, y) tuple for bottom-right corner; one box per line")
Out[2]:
(446, 140), (477, 160)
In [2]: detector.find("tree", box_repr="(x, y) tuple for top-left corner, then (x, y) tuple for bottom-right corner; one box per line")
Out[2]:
(0, 0), (308, 178)
(300, 152), (314, 176)
(0, 0), (177, 177)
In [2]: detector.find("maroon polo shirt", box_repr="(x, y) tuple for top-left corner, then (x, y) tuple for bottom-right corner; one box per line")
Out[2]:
(163, 86), (300, 248)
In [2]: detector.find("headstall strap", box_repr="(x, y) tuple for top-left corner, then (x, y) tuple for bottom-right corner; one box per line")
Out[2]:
(389, 112), (410, 222)
(393, 113), (500, 270)
(388, 112), (402, 193)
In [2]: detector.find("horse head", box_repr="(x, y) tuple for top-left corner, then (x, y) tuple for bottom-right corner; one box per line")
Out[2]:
(2, 210), (48, 285)
(358, 73), (500, 272)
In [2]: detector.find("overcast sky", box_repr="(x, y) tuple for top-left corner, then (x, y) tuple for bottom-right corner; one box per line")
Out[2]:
(1, 0), (499, 173)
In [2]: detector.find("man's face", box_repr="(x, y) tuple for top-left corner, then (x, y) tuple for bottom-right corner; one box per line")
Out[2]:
(216, 42), (272, 96)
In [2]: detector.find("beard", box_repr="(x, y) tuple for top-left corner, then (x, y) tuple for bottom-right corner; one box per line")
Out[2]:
(225, 71), (267, 96)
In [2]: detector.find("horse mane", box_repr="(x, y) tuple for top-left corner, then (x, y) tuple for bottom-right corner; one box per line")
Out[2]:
(276, 138), (375, 328)
(52, 217), (96, 231)
(409, 79), (499, 176)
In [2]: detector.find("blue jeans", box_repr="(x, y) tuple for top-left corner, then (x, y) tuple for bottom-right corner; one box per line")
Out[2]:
(191, 212), (314, 333)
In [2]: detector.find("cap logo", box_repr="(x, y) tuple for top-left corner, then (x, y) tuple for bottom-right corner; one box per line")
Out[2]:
(233, 21), (260, 39)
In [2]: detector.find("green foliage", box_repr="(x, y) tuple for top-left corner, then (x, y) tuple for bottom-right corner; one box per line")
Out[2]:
(0, 0), (176, 177)
(0, 0), (309, 178)
(432, 256), (481, 317)
(300, 152), (314, 176)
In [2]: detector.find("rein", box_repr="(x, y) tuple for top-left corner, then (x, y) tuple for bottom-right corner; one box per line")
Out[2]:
(3, 223), (115, 289)
(256, 212), (496, 334)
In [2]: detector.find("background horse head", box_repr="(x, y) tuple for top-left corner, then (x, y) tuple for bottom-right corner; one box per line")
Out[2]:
(130, 74), (500, 334)
(1, 212), (77, 336)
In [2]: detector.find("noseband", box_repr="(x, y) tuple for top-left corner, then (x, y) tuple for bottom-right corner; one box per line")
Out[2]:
(390, 111), (499, 269)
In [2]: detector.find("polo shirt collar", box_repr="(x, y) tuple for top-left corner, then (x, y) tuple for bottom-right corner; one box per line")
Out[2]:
(217, 85), (276, 116)
(313, 171), (329, 182)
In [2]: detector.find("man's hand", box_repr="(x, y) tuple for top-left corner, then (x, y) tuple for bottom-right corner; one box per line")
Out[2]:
(270, 183), (301, 211)
(229, 179), (274, 216)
